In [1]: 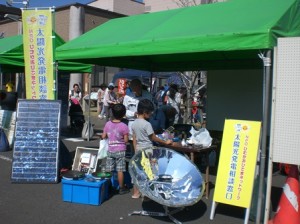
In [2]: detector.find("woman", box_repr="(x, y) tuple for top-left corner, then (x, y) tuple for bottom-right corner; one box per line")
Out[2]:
(101, 83), (118, 121)
(69, 83), (82, 105)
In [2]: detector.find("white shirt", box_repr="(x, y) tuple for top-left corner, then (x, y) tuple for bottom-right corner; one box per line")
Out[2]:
(123, 90), (153, 139)
(69, 90), (82, 101)
(123, 90), (153, 121)
(102, 88), (109, 106)
(97, 88), (105, 103)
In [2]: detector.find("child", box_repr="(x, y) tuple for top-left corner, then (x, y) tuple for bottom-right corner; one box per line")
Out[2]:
(102, 104), (130, 195)
(192, 101), (200, 123)
(131, 99), (173, 199)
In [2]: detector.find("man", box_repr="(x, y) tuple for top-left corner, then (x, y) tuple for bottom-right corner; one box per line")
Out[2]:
(149, 105), (177, 134)
(97, 83), (107, 118)
(154, 86), (165, 107)
(5, 82), (14, 92)
(0, 82), (17, 111)
(123, 79), (153, 140)
(125, 81), (131, 95)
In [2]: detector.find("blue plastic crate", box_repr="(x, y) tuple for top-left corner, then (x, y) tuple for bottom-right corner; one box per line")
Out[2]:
(62, 178), (109, 205)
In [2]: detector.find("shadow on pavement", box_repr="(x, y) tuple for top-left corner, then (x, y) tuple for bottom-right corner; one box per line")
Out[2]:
(134, 199), (208, 223)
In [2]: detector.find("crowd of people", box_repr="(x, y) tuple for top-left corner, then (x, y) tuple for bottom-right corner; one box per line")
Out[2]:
(96, 80), (184, 127)
(68, 78), (206, 198)
(68, 80), (206, 128)
(97, 79), (181, 197)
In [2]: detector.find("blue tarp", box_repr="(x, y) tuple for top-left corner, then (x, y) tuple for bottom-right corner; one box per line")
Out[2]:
(112, 69), (178, 85)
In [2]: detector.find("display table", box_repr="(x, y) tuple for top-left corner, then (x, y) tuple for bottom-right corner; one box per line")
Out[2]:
(164, 143), (217, 199)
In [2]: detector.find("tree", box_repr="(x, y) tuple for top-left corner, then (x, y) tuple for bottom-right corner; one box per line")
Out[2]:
(177, 71), (206, 124)
(170, 0), (213, 124)
(173, 0), (218, 8)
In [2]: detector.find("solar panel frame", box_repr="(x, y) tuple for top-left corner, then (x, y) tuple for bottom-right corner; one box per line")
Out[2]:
(11, 100), (61, 183)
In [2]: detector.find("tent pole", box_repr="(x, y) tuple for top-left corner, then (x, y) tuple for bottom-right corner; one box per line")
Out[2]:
(55, 62), (58, 100)
(0, 65), (2, 90)
(256, 50), (272, 224)
(87, 69), (93, 142)
(150, 72), (153, 94)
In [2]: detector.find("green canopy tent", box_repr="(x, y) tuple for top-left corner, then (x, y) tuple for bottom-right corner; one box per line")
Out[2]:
(0, 35), (24, 71)
(0, 34), (92, 73)
(55, 0), (300, 222)
(0, 34), (92, 126)
(56, 0), (300, 71)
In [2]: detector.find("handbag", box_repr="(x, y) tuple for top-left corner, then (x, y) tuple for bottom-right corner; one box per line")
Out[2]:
(81, 121), (94, 139)
(0, 128), (9, 152)
(98, 139), (108, 159)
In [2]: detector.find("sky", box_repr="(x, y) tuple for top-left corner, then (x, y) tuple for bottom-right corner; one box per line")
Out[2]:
(0, 0), (93, 8)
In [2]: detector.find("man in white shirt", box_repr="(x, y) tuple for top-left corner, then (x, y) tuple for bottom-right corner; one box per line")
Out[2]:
(123, 79), (153, 140)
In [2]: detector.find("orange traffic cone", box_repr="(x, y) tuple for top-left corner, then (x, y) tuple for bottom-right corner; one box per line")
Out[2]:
(269, 165), (300, 224)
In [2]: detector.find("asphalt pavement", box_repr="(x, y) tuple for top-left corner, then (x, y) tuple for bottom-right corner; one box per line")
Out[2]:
(0, 109), (286, 224)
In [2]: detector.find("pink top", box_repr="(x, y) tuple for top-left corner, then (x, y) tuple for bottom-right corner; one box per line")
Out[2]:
(103, 121), (129, 152)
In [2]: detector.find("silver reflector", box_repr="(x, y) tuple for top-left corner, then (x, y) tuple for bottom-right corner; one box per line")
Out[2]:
(129, 147), (205, 208)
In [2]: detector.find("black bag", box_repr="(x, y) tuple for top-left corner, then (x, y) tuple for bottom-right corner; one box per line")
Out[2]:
(0, 128), (9, 152)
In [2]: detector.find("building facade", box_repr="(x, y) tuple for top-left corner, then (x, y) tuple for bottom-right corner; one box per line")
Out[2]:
(0, 3), (125, 92)
(1, 0), (222, 96)
(88, 0), (145, 15)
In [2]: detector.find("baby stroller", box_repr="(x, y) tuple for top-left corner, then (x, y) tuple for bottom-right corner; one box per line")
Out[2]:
(69, 99), (85, 134)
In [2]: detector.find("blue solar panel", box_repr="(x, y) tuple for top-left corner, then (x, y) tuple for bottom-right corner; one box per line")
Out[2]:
(11, 100), (61, 183)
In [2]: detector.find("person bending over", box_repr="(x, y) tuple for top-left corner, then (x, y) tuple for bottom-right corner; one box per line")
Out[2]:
(131, 99), (173, 199)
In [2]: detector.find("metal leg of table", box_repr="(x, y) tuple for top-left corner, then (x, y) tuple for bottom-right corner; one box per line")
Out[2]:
(189, 152), (209, 199)
(205, 151), (209, 199)
(190, 152), (195, 162)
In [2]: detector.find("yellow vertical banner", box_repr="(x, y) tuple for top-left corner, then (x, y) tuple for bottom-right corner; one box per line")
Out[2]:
(22, 9), (54, 100)
(213, 119), (261, 208)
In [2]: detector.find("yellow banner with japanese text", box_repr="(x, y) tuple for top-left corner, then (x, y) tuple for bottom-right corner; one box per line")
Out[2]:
(213, 119), (261, 208)
(22, 9), (54, 99)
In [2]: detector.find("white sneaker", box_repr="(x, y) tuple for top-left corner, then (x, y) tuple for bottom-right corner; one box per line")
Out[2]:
(103, 115), (107, 118)
(98, 115), (103, 119)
